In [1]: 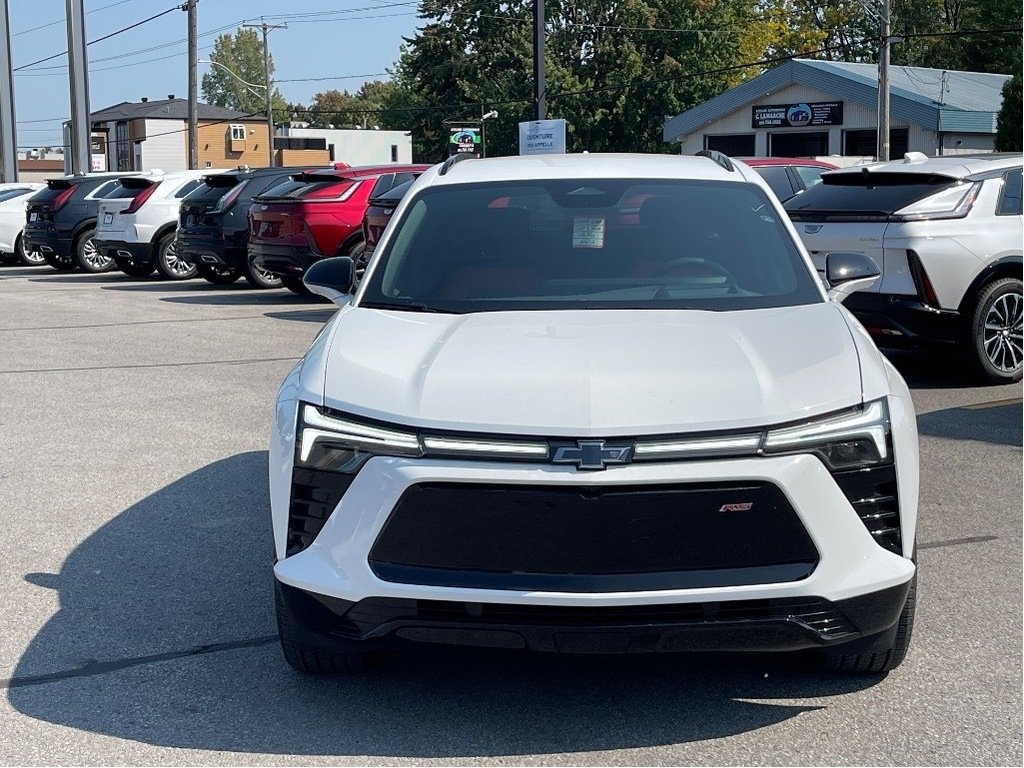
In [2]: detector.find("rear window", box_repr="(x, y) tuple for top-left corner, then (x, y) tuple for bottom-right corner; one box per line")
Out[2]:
(184, 177), (244, 202)
(255, 177), (354, 201)
(360, 179), (821, 313)
(753, 166), (796, 201)
(104, 180), (155, 199)
(786, 172), (959, 219)
(174, 179), (203, 198)
(31, 180), (74, 202)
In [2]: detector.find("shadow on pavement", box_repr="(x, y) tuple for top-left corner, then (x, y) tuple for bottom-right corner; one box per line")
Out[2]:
(884, 349), (992, 390)
(161, 292), (325, 306)
(917, 403), (1022, 448)
(264, 308), (337, 323)
(27, 273), (150, 285)
(8, 452), (881, 757)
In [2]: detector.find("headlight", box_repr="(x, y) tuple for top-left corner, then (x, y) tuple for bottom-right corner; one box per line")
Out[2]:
(297, 404), (421, 471)
(762, 399), (890, 470)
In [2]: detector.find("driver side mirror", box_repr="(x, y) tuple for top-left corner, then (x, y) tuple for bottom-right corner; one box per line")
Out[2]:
(303, 257), (354, 306)
(825, 251), (880, 303)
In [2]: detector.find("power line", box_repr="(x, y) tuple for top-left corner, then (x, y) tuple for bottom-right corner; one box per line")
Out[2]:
(13, 5), (184, 72)
(11, 0), (132, 37)
(277, 71), (389, 83)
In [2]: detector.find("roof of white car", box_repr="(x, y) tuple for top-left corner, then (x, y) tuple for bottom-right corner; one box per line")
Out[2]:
(827, 152), (1023, 180)
(423, 153), (754, 187)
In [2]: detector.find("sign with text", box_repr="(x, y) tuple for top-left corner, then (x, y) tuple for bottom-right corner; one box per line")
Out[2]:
(519, 119), (567, 155)
(752, 102), (843, 128)
(448, 126), (482, 157)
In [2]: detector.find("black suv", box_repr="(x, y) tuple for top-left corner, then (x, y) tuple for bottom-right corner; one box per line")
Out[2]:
(176, 166), (298, 288)
(24, 173), (144, 272)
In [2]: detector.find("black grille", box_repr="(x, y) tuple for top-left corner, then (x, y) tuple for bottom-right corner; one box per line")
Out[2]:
(369, 481), (819, 591)
(344, 596), (856, 641)
(833, 464), (902, 554)
(286, 468), (354, 556)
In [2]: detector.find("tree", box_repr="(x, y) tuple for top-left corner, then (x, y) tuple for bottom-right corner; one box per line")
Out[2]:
(201, 28), (289, 121)
(995, 75), (1022, 152)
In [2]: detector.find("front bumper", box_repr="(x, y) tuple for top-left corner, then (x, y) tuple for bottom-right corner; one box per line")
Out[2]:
(249, 242), (320, 278)
(844, 292), (961, 347)
(94, 239), (152, 265)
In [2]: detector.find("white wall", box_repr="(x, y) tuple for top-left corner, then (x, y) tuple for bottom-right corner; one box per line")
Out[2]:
(139, 119), (187, 171)
(281, 127), (413, 165)
(940, 132), (996, 154)
(678, 82), (938, 157)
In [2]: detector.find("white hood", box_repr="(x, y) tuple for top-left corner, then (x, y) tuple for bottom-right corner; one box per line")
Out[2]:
(320, 303), (863, 436)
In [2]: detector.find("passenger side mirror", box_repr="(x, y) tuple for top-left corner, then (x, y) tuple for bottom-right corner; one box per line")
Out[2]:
(825, 251), (880, 303)
(303, 257), (354, 306)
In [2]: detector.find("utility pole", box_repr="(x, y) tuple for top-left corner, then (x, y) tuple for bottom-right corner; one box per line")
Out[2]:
(243, 18), (286, 167)
(187, 0), (198, 169)
(876, 0), (891, 161)
(533, 0), (545, 121)
(66, 0), (91, 174)
(0, 0), (17, 181)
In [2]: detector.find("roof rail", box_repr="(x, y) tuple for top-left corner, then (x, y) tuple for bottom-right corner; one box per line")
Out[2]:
(695, 149), (736, 172)
(438, 153), (475, 176)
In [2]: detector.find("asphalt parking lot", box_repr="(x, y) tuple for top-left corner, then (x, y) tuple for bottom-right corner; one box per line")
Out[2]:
(0, 264), (1020, 766)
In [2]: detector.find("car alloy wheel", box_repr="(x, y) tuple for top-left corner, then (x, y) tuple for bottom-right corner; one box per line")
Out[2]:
(156, 234), (197, 280)
(80, 237), (111, 271)
(16, 236), (45, 266)
(983, 290), (1023, 373)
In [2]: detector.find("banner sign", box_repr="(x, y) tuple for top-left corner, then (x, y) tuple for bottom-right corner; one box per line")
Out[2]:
(519, 119), (567, 155)
(752, 101), (843, 128)
(448, 126), (482, 157)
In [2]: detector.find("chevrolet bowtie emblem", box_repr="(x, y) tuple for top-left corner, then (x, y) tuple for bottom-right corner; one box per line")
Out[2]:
(552, 440), (634, 471)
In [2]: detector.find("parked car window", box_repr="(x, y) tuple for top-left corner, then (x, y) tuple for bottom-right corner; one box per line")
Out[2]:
(996, 169), (1023, 216)
(89, 180), (121, 198)
(174, 179), (203, 198)
(752, 166), (797, 201)
(184, 177), (245, 203)
(361, 179), (821, 313)
(0, 187), (33, 202)
(104, 181), (154, 199)
(793, 166), (827, 189)
(786, 172), (959, 218)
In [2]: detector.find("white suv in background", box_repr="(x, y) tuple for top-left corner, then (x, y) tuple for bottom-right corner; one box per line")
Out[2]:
(0, 183), (44, 265)
(786, 153), (1023, 383)
(95, 169), (223, 279)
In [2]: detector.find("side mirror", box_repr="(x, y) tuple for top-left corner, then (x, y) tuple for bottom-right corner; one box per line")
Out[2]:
(825, 251), (880, 303)
(303, 257), (354, 306)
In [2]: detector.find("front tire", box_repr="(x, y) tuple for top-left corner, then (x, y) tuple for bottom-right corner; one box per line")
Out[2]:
(154, 233), (197, 280)
(824, 574), (916, 673)
(73, 229), (114, 273)
(275, 581), (366, 674)
(967, 277), (1023, 384)
(16, 234), (46, 266)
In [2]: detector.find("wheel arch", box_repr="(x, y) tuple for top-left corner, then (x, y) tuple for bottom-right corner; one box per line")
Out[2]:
(152, 222), (178, 248)
(337, 230), (365, 256)
(957, 255), (1023, 315)
(70, 217), (97, 245)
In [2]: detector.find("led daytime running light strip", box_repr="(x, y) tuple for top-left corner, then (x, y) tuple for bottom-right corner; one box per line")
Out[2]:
(301, 405), (420, 462)
(762, 400), (889, 459)
(634, 433), (762, 459)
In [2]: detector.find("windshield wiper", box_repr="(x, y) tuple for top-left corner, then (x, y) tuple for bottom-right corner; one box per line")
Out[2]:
(360, 300), (459, 314)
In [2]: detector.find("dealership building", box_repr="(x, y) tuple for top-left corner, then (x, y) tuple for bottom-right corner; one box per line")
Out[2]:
(663, 59), (1012, 159)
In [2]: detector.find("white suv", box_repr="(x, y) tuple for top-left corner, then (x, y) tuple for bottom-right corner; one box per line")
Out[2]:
(0, 183), (44, 265)
(95, 169), (221, 279)
(269, 153), (920, 675)
(786, 152), (1023, 383)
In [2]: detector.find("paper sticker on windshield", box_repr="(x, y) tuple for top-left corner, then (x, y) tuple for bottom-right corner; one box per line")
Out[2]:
(573, 217), (606, 249)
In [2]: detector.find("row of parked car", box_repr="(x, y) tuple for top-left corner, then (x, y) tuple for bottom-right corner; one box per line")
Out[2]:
(0, 151), (1020, 383)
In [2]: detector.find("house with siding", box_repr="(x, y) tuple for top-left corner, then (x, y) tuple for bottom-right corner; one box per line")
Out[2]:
(73, 98), (327, 173)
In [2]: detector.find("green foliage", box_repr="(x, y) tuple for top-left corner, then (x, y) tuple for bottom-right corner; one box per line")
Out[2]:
(201, 28), (289, 121)
(995, 75), (1022, 152)
(893, 0), (1022, 74)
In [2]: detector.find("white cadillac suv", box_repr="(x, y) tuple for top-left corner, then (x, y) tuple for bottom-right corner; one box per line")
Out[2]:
(786, 152), (1023, 383)
(270, 152), (919, 675)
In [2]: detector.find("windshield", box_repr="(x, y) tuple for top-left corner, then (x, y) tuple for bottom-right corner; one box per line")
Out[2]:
(359, 179), (821, 313)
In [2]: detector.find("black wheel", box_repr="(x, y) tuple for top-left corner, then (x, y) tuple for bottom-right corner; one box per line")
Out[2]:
(113, 257), (155, 277)
(966, 277), (1023, 384)
(16, 234), (46, 266)
(154, 232), (197, 280)
(43, 250), (76, 271)
(275, 581), (367, 674)
(281, 275), (311, 296)
(824, 574), (916, 673)
(197, 263), (242, 285)
(243, 257), (283, 289)
(73, 229), (114, 273)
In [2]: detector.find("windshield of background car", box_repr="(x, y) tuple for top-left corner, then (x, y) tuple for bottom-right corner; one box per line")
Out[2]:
(785, 172), (960, 218)
(359, 179), (822, 313)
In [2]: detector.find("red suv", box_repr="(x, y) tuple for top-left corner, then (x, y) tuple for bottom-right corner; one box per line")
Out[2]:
(738, 157), (838, 202)
(248, 164), (429, 294)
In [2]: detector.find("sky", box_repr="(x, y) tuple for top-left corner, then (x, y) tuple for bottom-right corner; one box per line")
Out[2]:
(9, 0), (425, 148)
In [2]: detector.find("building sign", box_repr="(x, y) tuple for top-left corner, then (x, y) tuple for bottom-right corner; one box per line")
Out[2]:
(752, 102), (843, 128)
(448, 126), (481, 157)
(519, 119), (567, 155)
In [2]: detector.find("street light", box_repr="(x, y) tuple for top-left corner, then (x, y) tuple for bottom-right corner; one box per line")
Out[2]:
(199, 59), (272, 164)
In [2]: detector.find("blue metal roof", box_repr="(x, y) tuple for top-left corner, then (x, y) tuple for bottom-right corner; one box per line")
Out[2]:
(663, 59), (1012, 142)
